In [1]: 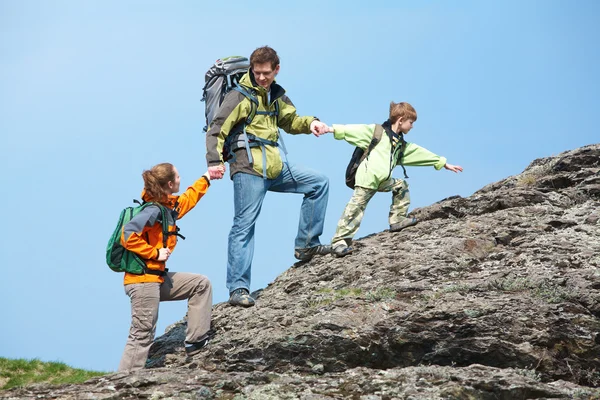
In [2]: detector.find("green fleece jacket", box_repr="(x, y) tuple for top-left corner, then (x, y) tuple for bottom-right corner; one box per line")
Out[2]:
(333, 123), (447, 190)
(205, 71), (316, 179)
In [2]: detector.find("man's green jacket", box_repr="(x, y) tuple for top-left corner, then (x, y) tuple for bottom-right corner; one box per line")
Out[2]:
(206, 71), (316, 179)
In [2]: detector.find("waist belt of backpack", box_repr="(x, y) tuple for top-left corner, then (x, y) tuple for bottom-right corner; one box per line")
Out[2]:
(144, 267), (169, 277)
(247, 106), (281, 178)
(229, 131), (279, 179)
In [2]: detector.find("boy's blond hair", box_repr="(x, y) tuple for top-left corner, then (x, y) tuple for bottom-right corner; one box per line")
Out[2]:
(389, 102), (417, 124)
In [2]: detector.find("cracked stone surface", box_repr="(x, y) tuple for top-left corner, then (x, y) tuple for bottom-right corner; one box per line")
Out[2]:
(4, 144), (600, 399)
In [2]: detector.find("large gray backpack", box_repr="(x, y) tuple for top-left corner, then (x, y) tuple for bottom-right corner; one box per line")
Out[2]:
(201, 56), (250, 132)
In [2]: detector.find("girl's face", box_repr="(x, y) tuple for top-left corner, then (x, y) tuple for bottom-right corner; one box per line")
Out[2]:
(167, 167), (181, 194)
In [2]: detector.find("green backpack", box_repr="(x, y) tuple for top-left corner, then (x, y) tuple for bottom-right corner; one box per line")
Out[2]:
(105, 200), (170, 275)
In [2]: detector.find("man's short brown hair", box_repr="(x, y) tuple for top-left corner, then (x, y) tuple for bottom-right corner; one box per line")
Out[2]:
(250, 46), (280, 70)
(389, 102), (417, 124)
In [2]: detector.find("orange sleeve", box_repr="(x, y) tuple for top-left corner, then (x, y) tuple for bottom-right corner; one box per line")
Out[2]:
(174, 176), (210, 219)
(120, 205), (160, 259)
(121, 229), (157, 259)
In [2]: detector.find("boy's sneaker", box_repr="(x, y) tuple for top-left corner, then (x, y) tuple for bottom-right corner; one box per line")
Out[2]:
(390, 217), (418, 232)
(294, 245), (332, 261)
(185, 329), (216, 356)
(332, 244), (353, 258)
(229, 288), (255, 307)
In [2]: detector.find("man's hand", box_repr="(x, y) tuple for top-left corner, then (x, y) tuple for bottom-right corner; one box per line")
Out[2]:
(310, 120), (330, 137)
(208, 164), (226, 180)
(444, 163), (464, 173)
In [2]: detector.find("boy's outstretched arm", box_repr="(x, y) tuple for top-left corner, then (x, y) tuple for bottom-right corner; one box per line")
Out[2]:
(444, 163), (463, 173)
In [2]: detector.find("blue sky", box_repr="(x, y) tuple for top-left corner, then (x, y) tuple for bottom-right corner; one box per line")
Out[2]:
(1, 1), (598, 372)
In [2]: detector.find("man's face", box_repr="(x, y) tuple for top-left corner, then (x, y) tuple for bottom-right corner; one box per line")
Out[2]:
(252, 62), (280, 89)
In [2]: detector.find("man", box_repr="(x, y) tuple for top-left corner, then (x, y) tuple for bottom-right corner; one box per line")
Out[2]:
(206, 46), (331, 307)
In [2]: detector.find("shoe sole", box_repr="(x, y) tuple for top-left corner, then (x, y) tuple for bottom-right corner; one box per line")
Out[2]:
(333, 247), (353, 258)
(390, 218), (418, 232)
(334, 253), (352, 258)
(185, 331), (215, 356)
(294, 246), (332, 261)
(229, 300), (255, 307)
(186, 340), (210, 356)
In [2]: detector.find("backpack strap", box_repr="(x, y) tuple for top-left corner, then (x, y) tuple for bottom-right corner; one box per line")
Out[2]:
(155, 203), (185, 243)
(396, 133), (409, 179)
(222, 84), (260, 164)
(381, 123), (409, 179)
(139, 201), (186, 277)
(226, 85), (283, 178)
(255, 98), (279, 119)
(246, 134), (279, 179)
(233, 84), (258, 125)
(250, 99), (286, 179)
(357, 124), (384, 168)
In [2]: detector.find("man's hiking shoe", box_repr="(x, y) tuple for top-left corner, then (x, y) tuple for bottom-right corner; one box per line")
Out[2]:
(229, 288), (255, 307)
(294, 245), (332, 261)
(185, 329), (216, 356)
(390, 217), (418, 232)
(332, 244), (353, 258)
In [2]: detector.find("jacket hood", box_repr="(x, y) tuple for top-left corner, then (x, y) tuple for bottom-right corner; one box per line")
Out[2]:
(141, 189), (178, 208)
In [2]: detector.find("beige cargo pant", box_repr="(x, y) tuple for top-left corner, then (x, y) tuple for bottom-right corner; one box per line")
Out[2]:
(332, 178), (410, 248)
(118, 272), (212, 371)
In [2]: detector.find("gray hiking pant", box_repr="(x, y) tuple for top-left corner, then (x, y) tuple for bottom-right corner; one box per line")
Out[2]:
(331, 178), (410, 248)
(118, 272), (212, 371)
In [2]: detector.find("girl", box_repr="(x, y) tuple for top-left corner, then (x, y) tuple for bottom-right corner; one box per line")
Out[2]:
(118, 163), (222, 371)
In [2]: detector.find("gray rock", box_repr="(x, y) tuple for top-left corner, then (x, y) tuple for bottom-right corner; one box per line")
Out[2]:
(4, 144), (600, 399)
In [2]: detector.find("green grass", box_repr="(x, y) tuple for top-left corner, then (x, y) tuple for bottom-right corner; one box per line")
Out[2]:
(487, 277), (572, 304)
(366, 287), (396, 302)
(0, 357), (107, 390)
(303, 287), (366, 309)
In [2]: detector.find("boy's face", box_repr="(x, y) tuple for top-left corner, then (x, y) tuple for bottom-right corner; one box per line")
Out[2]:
(398, 118), (414, 134)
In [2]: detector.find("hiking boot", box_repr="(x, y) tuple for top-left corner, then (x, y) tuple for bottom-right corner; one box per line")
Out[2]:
(390, 217), (418, 232)
(185, 329), (216, 356)
(229, 288), (255, 307)
(332, 244), (353, 258)
(294, 245), (332, 261)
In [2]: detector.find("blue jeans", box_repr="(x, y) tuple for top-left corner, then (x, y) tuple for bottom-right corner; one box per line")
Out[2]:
(227, 163), (329, 293)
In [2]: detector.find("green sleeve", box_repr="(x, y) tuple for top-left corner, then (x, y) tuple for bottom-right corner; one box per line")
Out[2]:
(400, 142), (447, 170)
(332, 124), (376, 149)
(205, 92), (250, 166)
(277, 96), (314, 134)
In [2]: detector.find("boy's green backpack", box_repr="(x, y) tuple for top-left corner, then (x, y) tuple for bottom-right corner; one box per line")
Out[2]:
(106, 200), (169, 275)
(345, 124), (409, 189)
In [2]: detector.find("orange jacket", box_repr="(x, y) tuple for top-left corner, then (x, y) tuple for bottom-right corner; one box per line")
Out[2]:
(121, 175), (210, 285)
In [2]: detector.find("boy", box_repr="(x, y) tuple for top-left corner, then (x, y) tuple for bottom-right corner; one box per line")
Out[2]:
(324, 102), (463, 257)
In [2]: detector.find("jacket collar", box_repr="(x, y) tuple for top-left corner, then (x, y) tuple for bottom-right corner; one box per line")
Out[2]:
(382, 120), (399, 139)
(141, 189), (177, 209)
(241, 70), (286, 105)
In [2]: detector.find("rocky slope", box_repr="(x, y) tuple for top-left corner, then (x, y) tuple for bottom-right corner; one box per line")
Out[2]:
(4, 144), (600, 399)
